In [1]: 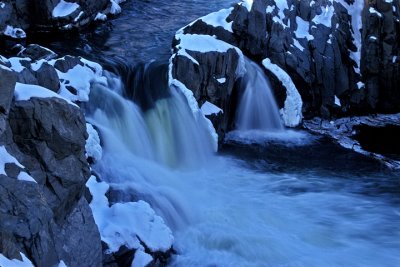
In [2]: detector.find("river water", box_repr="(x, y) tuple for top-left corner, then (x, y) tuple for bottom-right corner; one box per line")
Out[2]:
(40, 0), (400, 266)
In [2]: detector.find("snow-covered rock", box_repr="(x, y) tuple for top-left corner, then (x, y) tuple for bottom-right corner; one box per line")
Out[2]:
(87, 176), (174, 265)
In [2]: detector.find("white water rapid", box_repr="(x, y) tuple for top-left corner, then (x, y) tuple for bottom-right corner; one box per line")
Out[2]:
(87, 68), (400, 267)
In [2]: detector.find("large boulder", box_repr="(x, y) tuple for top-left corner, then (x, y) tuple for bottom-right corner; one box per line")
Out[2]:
(0, 97), (101, 267)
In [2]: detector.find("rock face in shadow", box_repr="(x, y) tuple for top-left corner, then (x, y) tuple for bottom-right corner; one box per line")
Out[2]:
(171, 0), (400, 122)
(0, 89), (102, 266)
(0, 0), (114, 39)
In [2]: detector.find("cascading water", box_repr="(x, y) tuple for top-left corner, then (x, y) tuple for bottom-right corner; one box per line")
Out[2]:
(236, 58), (284, 132)
(86, 62), (400, 267)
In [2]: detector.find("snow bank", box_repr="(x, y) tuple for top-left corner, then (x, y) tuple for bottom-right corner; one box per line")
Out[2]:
(52, 0), (80, 18)
(86, 123), (103, 162)
(87, 176), (173, 254)
(262, 58), (302, 127)
(201, 101), (223, 116)
(14, 82), (78, 107)
(0, 253), (35, 267)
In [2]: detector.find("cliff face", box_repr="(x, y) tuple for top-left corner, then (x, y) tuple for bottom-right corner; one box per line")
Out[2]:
(171, 0), (400, 125)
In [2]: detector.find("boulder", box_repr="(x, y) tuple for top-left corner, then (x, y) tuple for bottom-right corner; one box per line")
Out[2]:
(35, 62), (60, 92)
(54, 55), (84, 72)
(0, 96), (101, 266)
(5, 98), (90, 220)
(18, 44), (58, 61)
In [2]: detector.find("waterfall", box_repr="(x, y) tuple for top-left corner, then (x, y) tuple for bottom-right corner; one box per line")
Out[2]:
(86, 65), (215, 169)
(235, 58), (284, 132)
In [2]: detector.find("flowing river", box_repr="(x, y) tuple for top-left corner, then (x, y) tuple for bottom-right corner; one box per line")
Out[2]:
(37, 1), (400, 266)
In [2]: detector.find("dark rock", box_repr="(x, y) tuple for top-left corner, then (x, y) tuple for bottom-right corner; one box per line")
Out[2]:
(171, 48), (241, 135)
(52, 197), (102, 267)
(18, 44), (58, 61)
(17, 68), (38, 85)
(0, 67), (17, 115)
(54, 56), (83, 73)
(6, 98), (90, 221)
(35, 62), (60, 92)
(4, 163), (23, 179)
(0, 95), (101, 266)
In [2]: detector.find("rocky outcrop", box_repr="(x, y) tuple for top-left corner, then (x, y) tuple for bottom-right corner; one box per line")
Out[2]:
(0, 45), (104, 266)
(0, 0), (125, 39)
(303, 113), (400, 169)
(171, 0), (400, 126)
(0, 94), (102, 266)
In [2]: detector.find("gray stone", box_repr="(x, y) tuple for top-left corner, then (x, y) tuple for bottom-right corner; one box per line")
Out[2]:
(18, 45), (58, 61)
(35, 62), (60, 92)
(54, 56), (84, 73)
(0, 67), (17, 115)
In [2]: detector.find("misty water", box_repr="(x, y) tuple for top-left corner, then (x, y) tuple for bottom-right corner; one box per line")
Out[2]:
(41, 0), (400, 266)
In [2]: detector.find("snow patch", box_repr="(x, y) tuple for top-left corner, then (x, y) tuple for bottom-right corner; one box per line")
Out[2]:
(0, 146), (23, 175)
(240, 0), (253, 12)
(58, 260), (68, 267)
(336, 0), (364, 74)
(312, 4), (334, 27)
(0, 146), (36, 183)
(57, 62), (103, 102)
(295, 17), (314, 41)
(0, 253), (35, 267)
(0, 2), (5, 8)
(292, 38), (304, 51)
(369, 7), (383, 17)
(216, 77), (226, 84)
(110, 0), (122, 15)
(262, 58), (303, 127)
(8, 57), (30, 72)
(14, 82), (78, 107)
(132, 250), (153, 267)
(95, 12), (107, 21)
(266, 5), (274, 13)
(201, 101), (223, 116)
(174, 33), (246, 77)
(335, 95), (341, 106)
(199, 8), (233, 33)
(4, 25), (26, 39)
(52, 0), (80, 18)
